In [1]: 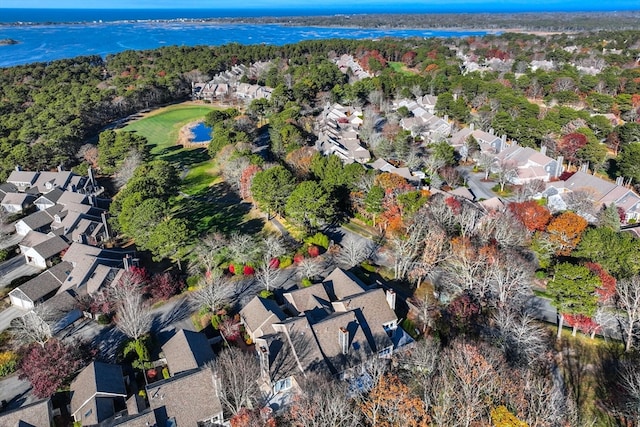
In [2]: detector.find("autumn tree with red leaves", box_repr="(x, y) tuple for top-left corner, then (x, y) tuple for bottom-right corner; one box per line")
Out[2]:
(558, 132), (588, 170)
(508, 200), (552, 232)
(19, 339), (92, 398)
(239, 164), (261, 201)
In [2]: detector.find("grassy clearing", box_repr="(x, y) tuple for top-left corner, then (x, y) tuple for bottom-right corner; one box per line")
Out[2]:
(181, 161), (220, 196)
(389, 61), (417, 76)
(122, 104), (219, 156)
(121, 103), (265, 236)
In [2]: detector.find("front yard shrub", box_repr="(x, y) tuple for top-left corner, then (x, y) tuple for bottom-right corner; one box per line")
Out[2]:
(162, 367), (170, 379)
(305, 232), (330, 249)
(0, 249), (8, 262)
(243, 265), (255, 275)
(96, 314), (111, 325)
(269, 257), (280, 269)
(0, 351), (18, 377)
(228, 263), (236, 274)
(279, 256), (292, 269)
(293, 253), (305, 264)
(307, 245), (320, 258)
(301, 278), (312, 288)
(259, 289), (274, 299)
(360, 261), (376, 272)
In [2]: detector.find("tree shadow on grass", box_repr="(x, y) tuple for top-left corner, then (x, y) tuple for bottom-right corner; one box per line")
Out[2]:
(174, 181), (265, 235)
(162, 147), (210, 169)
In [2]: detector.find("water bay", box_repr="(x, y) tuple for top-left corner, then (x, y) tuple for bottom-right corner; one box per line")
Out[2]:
(0, 21), (490, 67)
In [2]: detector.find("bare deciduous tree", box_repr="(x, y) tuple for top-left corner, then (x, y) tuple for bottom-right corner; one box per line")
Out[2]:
(565, 189), (597, 218)
(113, 273), (151, 341)
(192, 275), (232, 313)
(477, 152), (495, 180)
(335, 235), (372, 268)
(297, 258), (325, 281)
(227, 232), (257, 265)
(618, 359), (640, 424)
(493, 308), (547, 366)
(494, 159), (518, 192)
(211, 346), (263, 416)
(514, 179), (546, 202)
(254, 260), (281, 292)
(10, 307), (53, 348)
(261, 234), (287, 261)
(616, 276), (640, 352)
(114, 150), (143, 189)
(290, 373), (361, 427)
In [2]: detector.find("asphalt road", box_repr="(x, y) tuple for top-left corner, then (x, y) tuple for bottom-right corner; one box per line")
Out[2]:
(457, 166), (498, 201)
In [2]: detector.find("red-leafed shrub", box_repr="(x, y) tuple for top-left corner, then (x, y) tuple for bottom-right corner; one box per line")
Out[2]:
(146, 272), (185, 302)
(307, 245), (320, 258)
(293, 253), (305, 264)
(243, 265), (255, 276)
(228, 264), (236, 274)
(268, 257), (280, 269)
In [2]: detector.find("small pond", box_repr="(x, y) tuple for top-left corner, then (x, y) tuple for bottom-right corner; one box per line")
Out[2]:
(191, 122), (213, 143)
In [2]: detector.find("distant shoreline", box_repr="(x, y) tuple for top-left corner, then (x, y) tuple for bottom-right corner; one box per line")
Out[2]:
(1, 11), (639, 32)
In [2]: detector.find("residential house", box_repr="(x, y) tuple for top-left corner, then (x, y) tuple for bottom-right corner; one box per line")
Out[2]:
(32, 170), (74, 194)
(247, 268), (411, 396)
(1, 191), (36, 213)
(70, 362), (128, 426)
(333, 54), (372, 80)
(370, 158), (422, 184)
(14, 205), (65, 236)
(417, 94), (438, 114)
(542, 171), (640, 222)
(22, 235), (69, 269)
(450, 125), (506, 155)
(6, 169), (39, 192)
(161, 329), (215, 376)
(240, 296), (287, 341)
(9, 261), (72, 310)
(147, 368), (224, 427)
(33, 187), (65, 211)
(42, 289), (83, 333)
(316, 103), (372, 164)
(396, 98), (451, 141)
(494, 144), (563, 184)
(0, 398), (54, 427)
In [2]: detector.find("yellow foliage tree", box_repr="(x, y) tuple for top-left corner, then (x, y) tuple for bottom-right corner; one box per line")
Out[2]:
(546, 211), (588, 256)
(490, 405), (529, 427)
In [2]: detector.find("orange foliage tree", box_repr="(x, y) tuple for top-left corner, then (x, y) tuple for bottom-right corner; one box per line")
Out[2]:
(239, 164), (261, 201)
(546, 212), (588, 255)
(508, 201), (552, 232)
(360, 373), (430, 427)
(374, 172), (410, 193)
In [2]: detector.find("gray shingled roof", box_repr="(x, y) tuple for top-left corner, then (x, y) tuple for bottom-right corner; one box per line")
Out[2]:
(30, 235), (69, 259)
(284, 282), (331, 315)
(147, 368), (223, 427)
(70, 362), (127, 425)
(13, 261), (72, 301)
(322, 268), (367, 300)
(0, 398), (52, 427)
(240, 296), (286, 338)
(162, 329), (215, 376)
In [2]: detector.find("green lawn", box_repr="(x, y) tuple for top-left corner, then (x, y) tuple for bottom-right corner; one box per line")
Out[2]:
(122, 104), (219, 156)
(120, 103), (265, 236)
(389, 61), (417, 76)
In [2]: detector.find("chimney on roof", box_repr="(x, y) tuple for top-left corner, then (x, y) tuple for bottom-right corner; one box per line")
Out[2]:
(88, 166), (96, 189)
(540, 146), (547, 156)
(616, 176), (625, 186)
(469, 123), (474, 131)
(259, 346), (270, 379)
(339, 327), (349, 355)
(123, 254), (130, 271)
(15, 165), (21, 172)
(101, 212), (110, 241)
(555, 156), (564, 178)
(57, 164), (63, 173)
(489, 128), (494, 135)
(386, 289), (396, 311)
